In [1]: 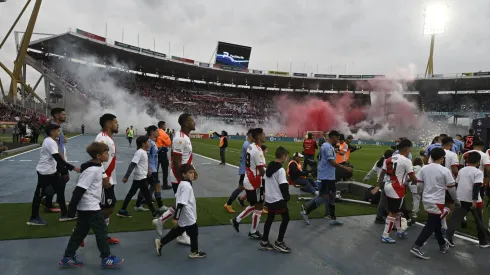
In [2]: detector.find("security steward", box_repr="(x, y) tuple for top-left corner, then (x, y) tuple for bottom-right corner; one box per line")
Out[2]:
(287, 152), (318, 195)
(156, 121), (172, 190)
(214, 130), (228, 165)
(303, 133), (318, 171)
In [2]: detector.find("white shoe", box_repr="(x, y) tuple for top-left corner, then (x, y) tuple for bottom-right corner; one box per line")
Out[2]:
(314, 191), (319, 196)
(152, 218), (164, 237)
(134, 206), (149, 212)
(159, 205), (168, 212)
(176, 233), (191, 246)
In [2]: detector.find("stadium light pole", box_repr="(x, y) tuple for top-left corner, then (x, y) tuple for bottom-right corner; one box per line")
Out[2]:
(423, 3), (448, 77)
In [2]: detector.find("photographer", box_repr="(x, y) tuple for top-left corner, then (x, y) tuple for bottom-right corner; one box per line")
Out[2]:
(287, 152), (318, 196)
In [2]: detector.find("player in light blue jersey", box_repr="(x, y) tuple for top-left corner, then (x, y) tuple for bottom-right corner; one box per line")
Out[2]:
(300, 130), (352, 226)
(453, 135), (464, 155)
(423, 136), (442, 164)
(224, 129), (253, 213)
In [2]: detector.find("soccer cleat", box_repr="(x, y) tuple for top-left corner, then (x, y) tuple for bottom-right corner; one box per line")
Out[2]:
(176, 234), (191, 245)
(410, 246), (430, 260)
(27, 217), (48, 226)
(259, 241), (274, 251)
(381, 236), (396, 244)
(159, 205), (168, 212)
(59, 216), (77, 222)
(155, 239), (163, 256)
(300, 205), (311, 225)
(248, 231), (262, 240)
(479, 242), (490, 248)
(107, 237), (120, 245)
(223, 204), (235, 213)
(59, 255), (84, 267)
(374, 217), (385, 224)
(134, 206), (149, 212)
(152, 218), (164, 237)
(396, 231), (408, 238)
(272, 241), (292, 253)
(231, 218), (240, 232)
(440, 241), (450, 253)
(117, 210), (132, 218)
(189, 251), (207, 259)
(237, 197), (245, 207)
(330, 219), (344, 226)
(100, 255), (124, 268)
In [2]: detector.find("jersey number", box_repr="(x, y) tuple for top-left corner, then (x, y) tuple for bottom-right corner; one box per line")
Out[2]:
(245, 152), (251, 168)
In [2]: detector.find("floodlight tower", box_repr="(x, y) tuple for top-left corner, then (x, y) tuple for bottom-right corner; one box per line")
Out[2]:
(423, 3), (448, 77)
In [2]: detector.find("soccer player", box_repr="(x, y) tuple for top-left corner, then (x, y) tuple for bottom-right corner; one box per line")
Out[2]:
(223, 129), (253, 213)
(28, 123), (80, 225)
(155, 164), (206, 258)
(231, 128), (267, 239)
(118, 136), (158, 218)
(422, 136), (442, 164)
(95, 113), (120, 245)
(410, 148), (457, 260)
(135, 125), (168, 212)
(43, 107), (68, 213)
(446, 151), (489, 248)
(152, 113), (196, 245)
(378, 139), (417, 243)
(300, 130), (352, 226)
(60, 142), (124, 268)
(453, 134), (464, 155)
(260, 146), (291, 253)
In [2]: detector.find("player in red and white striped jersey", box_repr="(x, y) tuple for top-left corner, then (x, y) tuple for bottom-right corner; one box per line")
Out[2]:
(377, 139), (417, 244)
(153, 113), (196, 246)
(231, 128), (267, 240)
(94, 113), (120, 245)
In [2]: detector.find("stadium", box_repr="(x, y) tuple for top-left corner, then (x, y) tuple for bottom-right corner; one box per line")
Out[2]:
(1, 1), (490, 274)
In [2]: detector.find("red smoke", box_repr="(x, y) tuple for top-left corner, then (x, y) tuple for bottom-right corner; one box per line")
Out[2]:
(275, 93), (367, 136)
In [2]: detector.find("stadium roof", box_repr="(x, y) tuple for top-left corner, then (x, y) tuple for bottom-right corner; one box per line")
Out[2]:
(27, 29), (490, 91)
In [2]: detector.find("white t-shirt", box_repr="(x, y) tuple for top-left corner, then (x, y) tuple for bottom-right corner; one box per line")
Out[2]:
(265, 167), (288, 203)
(77, 164), (106, 211)
(170, 131), (193, 184)
(460, 150), (490, 175)
(418, 163), (455, 205)
(175, 180), (197, 227)
(382, 154), (414, 199)
(456, 166), (484, 203)
(36, 137), (60, 175)
(243, 143), (266, 190)
(131, 149), (148, 180)
(95, 132), (117, 185)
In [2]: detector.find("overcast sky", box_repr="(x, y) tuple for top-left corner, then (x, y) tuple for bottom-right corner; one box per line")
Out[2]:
(1, 0), (490, 98)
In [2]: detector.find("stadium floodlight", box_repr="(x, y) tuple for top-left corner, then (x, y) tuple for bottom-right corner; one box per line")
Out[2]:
(423, 4), (448, 35)
(423, 3), (449, 77)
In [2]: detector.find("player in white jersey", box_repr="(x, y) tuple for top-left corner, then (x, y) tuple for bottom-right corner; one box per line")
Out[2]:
(378, 139), (417, 244)
(410, 147), (457, 259)
(153, 113), (196, 246)
(231, 128), (267, 239)
(94, 113), (120, 245)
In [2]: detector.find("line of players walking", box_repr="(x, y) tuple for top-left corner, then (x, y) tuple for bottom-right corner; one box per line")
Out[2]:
(28, 108), (490, 268)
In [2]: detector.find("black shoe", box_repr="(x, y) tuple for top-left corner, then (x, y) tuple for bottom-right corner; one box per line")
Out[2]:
(439, 241), (450, 254)
(231, 218), (239, 232)
(272, 241), (291, 253)
(161, 185), (172, 190)
(259, 241), (274, 251)
(445, 238), (455, 247)
(410, 245), (430, 260)
(152, 211), (160, 218)
(248, 231), (262, 240)
(374, 217), (385, 224)
(116, 210), (132, 218)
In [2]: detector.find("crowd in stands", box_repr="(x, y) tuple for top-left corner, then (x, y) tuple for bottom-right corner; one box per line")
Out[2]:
(422, 94), (490, 112)
(0, 101), (45, 144)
